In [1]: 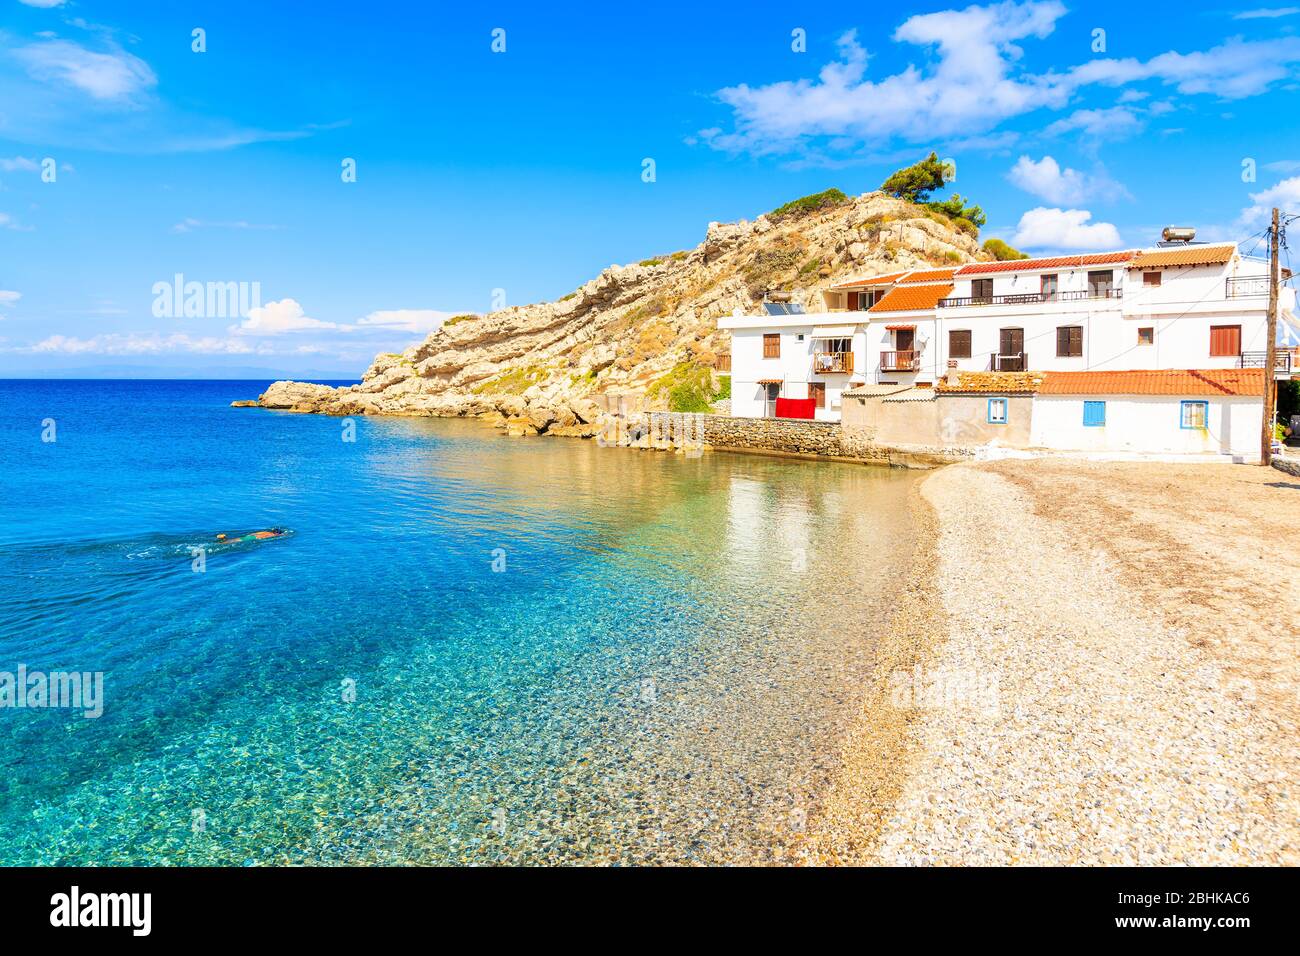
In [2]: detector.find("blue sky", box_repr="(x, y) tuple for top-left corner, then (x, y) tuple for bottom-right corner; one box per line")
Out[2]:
(2, 0), (1299, 377)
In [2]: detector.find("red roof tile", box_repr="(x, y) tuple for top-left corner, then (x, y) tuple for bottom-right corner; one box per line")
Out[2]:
(935, 371), (1044, 394)
(1038, 368), (1265, 396)
(956, 251), (1138, 276)
(868, 283), (953, 313)
(897, 267), (958, 283)
(830, 270), (909, 289)
(1127, 244), (1236, 269)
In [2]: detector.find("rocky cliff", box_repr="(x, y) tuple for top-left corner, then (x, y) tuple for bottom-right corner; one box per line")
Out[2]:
(251, 190), (984, 435)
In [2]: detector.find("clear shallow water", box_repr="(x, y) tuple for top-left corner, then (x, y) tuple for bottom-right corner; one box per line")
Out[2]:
(0, 380), (919, 864)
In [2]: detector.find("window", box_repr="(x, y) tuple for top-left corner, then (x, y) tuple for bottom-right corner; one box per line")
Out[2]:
(1143, 271), (1162, 286)
(763, 333), (780, 359)
(848, 290), (880, 311)
(1040, 274), (1059, 300)
(971, 278), (994, 302)
(948, 329), (972, 358)
(1083, 401), (1106, 427)
(1056, 325), (1083, 358)
(987, 397), (1008, 424)
(1138, 327), (1154, 346)
(1087, 270), (1114, 296)
(1209, 325), (1241, 357)
(1181, 400), (1208, 430)
(796, 333), (805, 342)
(810, 382), (826, 409)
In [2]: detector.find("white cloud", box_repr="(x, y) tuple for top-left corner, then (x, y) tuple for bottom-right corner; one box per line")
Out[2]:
(233, 298), (345, 336)
(1044, 106), (1144, 141)
(0, 157), (40, 172)
(13, 38), (156, 102)
(1233, 7), (1299, 18)
(354, 310), (465, 334)
(702, 2), (1300, 157)
(0, 212), (33, 231)
(18, 0), (67, 7)
(171, 218), (281, 234)
(1238, 175), (1300, 231)
(1007, 155), (1127, 205)
(0, 291), (21, 307)
(1012, 207), (1123, 250)
(28, 333), (264, 355)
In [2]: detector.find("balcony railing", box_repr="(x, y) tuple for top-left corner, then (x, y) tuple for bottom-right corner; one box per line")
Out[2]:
(990, 352), (1027, 371)
(1226, 276), (1269, 298)
(1239, 350), (1293, 373)
(939, 288), (1122, 308)
(812, 351), (854, 374)
(880, 350), (920, 371)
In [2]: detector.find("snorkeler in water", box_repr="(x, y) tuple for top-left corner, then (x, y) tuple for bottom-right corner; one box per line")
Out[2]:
(215, 528), (287, 543)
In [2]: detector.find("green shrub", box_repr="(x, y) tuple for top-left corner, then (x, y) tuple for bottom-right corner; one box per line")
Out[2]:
(716, 375), (731, 401)
(648, 362), (725, 413)
(670, 250), (688, 261)
(982, 238), (1030, 261)
(639, 257), (664, 267)
(769, 188), (849, 220)
(442, 314), (478, 327)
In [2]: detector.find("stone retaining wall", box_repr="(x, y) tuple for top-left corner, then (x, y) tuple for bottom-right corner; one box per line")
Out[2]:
(637, 412), (970, 468)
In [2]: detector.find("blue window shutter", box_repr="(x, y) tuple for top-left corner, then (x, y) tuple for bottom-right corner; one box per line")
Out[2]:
(1083, 401), (1106, 427)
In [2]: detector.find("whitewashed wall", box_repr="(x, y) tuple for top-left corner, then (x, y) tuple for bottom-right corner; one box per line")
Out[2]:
(1030, 395), (1263, 459)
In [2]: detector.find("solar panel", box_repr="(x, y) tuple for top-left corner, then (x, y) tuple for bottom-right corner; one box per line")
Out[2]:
(762, 301), (807, 316)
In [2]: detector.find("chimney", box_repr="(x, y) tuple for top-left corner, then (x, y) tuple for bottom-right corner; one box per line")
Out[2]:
(945, 359), (960, 388)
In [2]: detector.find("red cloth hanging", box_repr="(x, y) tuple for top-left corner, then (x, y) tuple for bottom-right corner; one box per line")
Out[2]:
(775, 397), (816, 419)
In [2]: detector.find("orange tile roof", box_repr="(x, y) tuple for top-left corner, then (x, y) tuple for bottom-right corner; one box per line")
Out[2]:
(830, 270), (909, 289)
(935, 371), (1044, 394)
(956, 251), (1138, 275)
(1127, 244), (1236, 269)
(1038, 368), (1265, 396)
(897, 267), (958, 283)
(868, 283), (954, 313)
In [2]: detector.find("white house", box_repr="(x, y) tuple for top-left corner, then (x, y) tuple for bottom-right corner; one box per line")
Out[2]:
(1028, 368), (1266, 460)
(719, 238), (1295, 424)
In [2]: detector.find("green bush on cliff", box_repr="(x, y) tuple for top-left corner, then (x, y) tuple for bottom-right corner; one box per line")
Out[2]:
(649, 362), (727, 413)
(442, 314), (478, 328)
(769, 188), (849, 221)
(982, 238), (1030, 261)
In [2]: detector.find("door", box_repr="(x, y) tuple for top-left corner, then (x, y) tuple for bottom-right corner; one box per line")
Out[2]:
(809, 382), (826, 410)
(895, 328), (915, 355)
(764, 383), (779, 417)
(999, 328), (1024, 370)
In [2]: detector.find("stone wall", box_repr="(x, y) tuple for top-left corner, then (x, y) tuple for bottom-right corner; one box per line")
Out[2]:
(699, 414), (851, 458)
(1272, 457), (1300, 478)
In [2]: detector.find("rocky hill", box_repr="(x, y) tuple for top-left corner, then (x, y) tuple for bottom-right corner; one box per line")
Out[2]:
(253, 190), (984, 434)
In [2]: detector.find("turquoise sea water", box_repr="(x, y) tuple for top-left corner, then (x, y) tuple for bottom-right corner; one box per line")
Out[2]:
(0, 380), (919, 864)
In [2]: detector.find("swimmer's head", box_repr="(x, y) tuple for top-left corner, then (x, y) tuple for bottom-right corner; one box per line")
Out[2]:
(216, 533), (227, 540)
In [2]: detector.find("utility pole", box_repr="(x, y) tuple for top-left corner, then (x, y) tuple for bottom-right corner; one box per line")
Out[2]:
(1262, 207), (1280, 466)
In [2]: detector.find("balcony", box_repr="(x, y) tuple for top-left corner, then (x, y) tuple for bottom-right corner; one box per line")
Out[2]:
(880, 350), (920, 372)
(1239, 350), (1294, 375)
(939, 288), (1122, 308)
(812, 351), (854, 374)
(990, 352), (1028, 371)
(1226, 276), (1269, 298)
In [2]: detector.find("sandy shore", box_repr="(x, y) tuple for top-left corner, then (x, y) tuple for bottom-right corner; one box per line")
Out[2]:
(812, 459), (1298, 865)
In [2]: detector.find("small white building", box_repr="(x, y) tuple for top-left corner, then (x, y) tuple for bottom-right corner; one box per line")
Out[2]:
(1029, 368), (1266, 460)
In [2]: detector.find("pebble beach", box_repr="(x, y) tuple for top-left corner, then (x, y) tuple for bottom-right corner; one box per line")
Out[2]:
(813, 459), (1298, 866)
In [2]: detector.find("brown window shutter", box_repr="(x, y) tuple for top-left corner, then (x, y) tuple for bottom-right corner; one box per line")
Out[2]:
(763, 333), (781, 359)
(949, 329), (971, 358)
(810, 382), (826, 408)
(1210, 325), (1241, 357)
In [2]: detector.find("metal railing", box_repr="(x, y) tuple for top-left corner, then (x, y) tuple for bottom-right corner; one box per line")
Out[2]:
(1239, 350), (1293, 373)
(1226, 276), (1269, 298)
(990, 352), (1028, 371)
(939, 288), (1122, 308)
(812, 351), (854, 374)
(880, 350), (920, 371)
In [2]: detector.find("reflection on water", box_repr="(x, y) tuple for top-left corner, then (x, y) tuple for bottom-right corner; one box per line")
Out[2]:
(0, 381), (919, 865)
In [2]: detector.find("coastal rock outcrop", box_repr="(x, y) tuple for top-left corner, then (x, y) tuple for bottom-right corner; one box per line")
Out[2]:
(252, 190), (986, 432)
